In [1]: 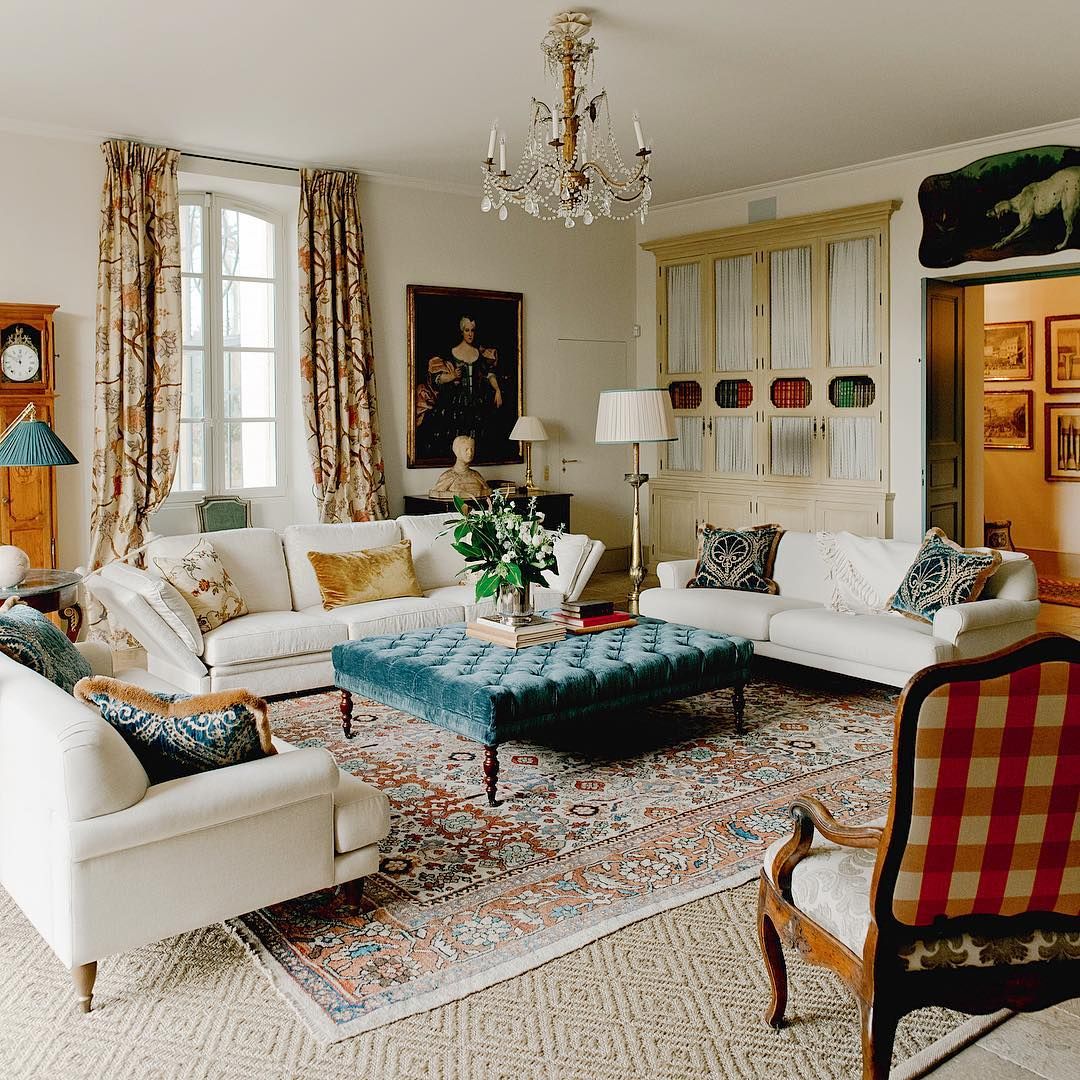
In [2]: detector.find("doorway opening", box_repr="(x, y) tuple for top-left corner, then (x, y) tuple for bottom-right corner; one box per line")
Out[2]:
(924, 268), (1080, 630)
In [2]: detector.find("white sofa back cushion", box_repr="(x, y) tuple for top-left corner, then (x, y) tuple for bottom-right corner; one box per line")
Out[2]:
(100, 562), (204, 654)
(398, 514), (467, 590)
(817, 531), (919, 614)
(282, 521), (403, 611)
(146, 529), (293, 615)
(770, 532), (834, 604)
(543, 533), (592, 595)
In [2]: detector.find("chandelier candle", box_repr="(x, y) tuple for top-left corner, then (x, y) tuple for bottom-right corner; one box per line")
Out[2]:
(481, 10), (653, 227)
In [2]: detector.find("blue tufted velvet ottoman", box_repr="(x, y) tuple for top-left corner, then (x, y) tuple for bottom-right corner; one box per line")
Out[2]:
(332, 618), (753, 805)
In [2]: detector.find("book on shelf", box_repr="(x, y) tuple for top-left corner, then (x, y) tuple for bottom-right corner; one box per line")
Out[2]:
(560, 600), (614, 618)
(552, 609), (632, 628)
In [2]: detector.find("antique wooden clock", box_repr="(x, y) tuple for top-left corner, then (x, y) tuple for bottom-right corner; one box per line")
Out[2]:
(0, 304), (60, 569)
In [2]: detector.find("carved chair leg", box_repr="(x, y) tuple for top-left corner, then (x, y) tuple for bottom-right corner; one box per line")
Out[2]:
(72, 961), (97, 1013)
(340, 878), (365, 908)
(757, 880), (788, 1028)
(859, 1000), (897, 1080)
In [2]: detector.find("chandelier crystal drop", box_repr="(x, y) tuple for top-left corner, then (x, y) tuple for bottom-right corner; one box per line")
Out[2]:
(481, 11), (652, 227)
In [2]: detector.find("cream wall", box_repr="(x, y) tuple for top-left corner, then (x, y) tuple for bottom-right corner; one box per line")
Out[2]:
(983, 276), (1080, 552)
(635, 119), (1080, 544)
(0, 128), (636, 567)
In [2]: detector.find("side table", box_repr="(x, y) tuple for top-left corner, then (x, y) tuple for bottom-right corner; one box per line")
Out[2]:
(0, 569), (83, 641)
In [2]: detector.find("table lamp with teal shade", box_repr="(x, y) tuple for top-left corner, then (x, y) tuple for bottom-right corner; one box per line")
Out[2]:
(0, 403), (78, 587)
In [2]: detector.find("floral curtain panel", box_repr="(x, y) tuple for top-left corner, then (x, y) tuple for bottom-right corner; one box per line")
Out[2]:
(298, 168), (388, 522)
(89, 139), (182, 570)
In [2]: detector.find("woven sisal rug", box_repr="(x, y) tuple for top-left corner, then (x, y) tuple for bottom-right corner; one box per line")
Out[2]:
(1039, 576), (1080, 608)
(232, 668), (924, 1045)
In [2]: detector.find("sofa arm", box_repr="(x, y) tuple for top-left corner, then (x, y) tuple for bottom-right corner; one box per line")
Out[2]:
(933, 597), (1041, 645)
(657, 559), (697, 590)
(75, 641), (114, 677)
(67, 746), (339, 862)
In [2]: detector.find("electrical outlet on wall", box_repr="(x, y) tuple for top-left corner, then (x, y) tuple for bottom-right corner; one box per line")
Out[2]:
(543, 464), (550, 483)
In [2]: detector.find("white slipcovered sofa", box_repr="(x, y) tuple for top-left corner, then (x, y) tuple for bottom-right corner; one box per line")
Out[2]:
(639, 531), (1039, 687)
(0, 644), (390, 1012)
(87, 513), (604, 697)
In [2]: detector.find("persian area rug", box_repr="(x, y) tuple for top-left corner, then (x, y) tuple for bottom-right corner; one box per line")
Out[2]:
(234, 668), (901, 1043)
(1039, 576), (1080, 608)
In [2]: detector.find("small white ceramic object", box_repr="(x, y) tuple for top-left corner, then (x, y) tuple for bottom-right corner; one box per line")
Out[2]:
(0, 545), (30, 589)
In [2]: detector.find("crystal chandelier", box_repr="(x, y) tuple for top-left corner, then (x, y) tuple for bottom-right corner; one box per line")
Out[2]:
(481, 11), (652, 228)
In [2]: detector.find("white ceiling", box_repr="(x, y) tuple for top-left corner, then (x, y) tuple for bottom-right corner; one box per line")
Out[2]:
(5, 1), (1080, 204)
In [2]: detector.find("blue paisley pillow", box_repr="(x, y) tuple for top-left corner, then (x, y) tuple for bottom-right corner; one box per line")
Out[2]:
(74, 676), (276, 784)
(689, 523), (784, 593)
(0, 601), (91, 694)
(889, 528), (1002, 624)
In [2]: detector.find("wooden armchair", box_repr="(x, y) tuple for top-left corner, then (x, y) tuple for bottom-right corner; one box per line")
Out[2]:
(758, 633), (1080, 1080)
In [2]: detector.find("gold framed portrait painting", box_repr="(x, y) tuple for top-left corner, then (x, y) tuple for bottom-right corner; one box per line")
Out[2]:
(1046, 402), (1080, 480)
(1046, 314), (1080, 393)
(984, 390), (1033, 450)
(983, 321), (1033, 381)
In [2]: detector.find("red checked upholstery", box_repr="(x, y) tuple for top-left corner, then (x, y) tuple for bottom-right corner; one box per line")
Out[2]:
(892, 660), (1080, 926)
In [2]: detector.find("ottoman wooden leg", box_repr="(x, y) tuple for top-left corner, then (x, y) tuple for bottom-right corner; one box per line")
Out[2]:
(733, 681), (746, 735)
(340, 689), (354, 739)
(483, 745), (500, 806)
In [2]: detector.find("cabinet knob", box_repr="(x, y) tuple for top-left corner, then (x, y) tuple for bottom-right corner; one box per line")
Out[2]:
(0, 496), (9, 506)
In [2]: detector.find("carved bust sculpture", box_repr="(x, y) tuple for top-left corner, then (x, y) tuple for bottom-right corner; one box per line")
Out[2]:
(430, 435), (491, 499)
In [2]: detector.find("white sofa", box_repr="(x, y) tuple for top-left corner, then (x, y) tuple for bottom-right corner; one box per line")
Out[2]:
(0, 644), (391, 1012)
(86, 513), (605, 697)
(639, 531), (1040, 687)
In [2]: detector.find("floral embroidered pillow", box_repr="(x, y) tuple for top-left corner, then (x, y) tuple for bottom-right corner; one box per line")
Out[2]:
(153, 539), (248, 633)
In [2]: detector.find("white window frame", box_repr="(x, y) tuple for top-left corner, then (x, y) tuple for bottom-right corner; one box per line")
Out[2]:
(171, 191), (287, 503)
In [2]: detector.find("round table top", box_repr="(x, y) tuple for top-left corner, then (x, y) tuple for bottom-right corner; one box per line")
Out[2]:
(0, 569), (81, 598)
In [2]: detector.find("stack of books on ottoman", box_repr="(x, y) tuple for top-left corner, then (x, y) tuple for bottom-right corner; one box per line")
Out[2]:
(466, 616), (566, 649)
(550, 600), (636, 634)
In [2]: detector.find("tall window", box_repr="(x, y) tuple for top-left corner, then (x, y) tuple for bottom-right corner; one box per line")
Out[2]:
(175, 193), (284, 496)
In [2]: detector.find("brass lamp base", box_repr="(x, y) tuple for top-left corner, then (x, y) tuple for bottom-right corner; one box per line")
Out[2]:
(626, 442), (648, 615)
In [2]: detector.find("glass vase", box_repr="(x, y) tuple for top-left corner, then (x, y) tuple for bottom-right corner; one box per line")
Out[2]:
(495, 581), (534, 626)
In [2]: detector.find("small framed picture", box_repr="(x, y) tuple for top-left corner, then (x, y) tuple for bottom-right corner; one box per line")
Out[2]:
(1045, 314), (1080, 393)
(1046, 402), (1080, 480)
(984, 390), (1033, 449)
(983, 321), (1033, 381)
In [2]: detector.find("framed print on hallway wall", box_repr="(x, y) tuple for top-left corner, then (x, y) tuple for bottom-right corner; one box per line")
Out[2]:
(984, 390), (1033, 449)
(1046, 314), (1080, 393)
(406, 284), (524, 469)
(983, 321), (1033, 381)
(1046, 402), (1080, 480)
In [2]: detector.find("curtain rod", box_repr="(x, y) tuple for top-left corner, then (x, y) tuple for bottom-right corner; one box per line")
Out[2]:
(179, 151), (300, 173)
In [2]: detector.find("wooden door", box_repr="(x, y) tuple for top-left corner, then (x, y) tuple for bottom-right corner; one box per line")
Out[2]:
(924, 282), (964, 540)
(651, 487), (698, 561)
(0, 399), (56, 568)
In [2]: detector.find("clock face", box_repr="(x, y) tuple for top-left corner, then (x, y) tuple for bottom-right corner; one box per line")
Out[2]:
(2, 342), (40, 382)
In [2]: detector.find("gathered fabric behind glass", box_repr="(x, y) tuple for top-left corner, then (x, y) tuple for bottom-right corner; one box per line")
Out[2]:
(669, 416), (703, 471)
(829, 416), (877, 481)
(829, 238), (875, 367)
(770, 417), (812, 477)
(715, 416), (754, 474)
(666, 263), (700, 373)
(769, 247), (812, 370)
(715, 255), (753, 372)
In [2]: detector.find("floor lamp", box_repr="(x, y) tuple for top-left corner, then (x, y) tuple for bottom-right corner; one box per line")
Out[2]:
(595, 388), (676, 614)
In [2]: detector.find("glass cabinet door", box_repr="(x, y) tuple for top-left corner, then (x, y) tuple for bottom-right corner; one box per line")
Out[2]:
(827, 416), (878, 482)
(770, 416), (814, 478)
(768, 246), (811, 370)
(667, 415), (705, 472)
(714, 254), (754, 372)
(827, 237), (876, 368)
(665, 262), (701, 374)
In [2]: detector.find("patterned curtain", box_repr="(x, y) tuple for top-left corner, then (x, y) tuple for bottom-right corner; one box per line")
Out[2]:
(89, 139), (181, 570)
(298, 168), (388, 522)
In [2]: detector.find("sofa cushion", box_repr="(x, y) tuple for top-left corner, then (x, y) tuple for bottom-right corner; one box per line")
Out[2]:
(153, 539), (249, 633)
(0, 600), (93, 695)
(691, 524), (783, 593)
(147, 529), (292, 614)
(889, 528), (1002, 623)
(768, 608), (954, 672)
(542, 533), (592, 594)
(74, 676), (276, 785)
(201, 610), (347, 666)
(100, 562), (204, 654)
(332, 771), (392, 855)
(638, 588), (819, 641)
(771, 531), (835, 604)
(302, 596), (465, 639)
(817, 531), (918, 614)
(398, 513), (469, 590)
(307, 541), (424, 609)
(425, 584), (496, 623)
(282, 521), (403, 610)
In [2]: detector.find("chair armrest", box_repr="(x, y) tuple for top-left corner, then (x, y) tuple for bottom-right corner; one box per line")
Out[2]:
(564, 540), (606, 603)
(933, 597), (1041, 645)
(657, 559), (697, 590)
(67, 745), (339, 862)
(769, 797), (883, 895)
(75, 641), (114, 677)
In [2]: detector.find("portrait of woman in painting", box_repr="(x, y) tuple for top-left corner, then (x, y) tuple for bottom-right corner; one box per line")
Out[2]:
(407, 285), (523, 468)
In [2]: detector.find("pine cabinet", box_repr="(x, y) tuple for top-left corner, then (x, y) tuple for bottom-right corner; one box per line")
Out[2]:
(644, 202), (898, 563)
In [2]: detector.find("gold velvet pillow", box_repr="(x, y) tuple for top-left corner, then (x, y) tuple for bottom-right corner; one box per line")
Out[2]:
(307, 540), (424, 609)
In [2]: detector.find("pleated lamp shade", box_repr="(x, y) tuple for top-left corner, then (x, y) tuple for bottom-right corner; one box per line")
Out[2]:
(595, 388), (676, 444)
(0, 418), (78, 467)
